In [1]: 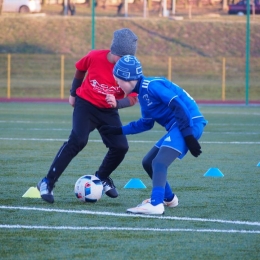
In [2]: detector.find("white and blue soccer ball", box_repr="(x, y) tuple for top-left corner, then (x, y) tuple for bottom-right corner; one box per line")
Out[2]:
(74, 175), (103, 203)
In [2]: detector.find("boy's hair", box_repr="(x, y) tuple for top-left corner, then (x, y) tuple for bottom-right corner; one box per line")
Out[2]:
(110, 28), (138, 57)
(113, 55), (143, 81)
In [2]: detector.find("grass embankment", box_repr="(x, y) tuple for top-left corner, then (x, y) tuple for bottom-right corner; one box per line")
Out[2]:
(0, 10), (259, 100)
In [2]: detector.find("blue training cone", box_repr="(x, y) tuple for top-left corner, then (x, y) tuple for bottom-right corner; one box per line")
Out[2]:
(204, 168), (224, 177)
(257, 162), (260, 167)
(124, 178), (147, 189)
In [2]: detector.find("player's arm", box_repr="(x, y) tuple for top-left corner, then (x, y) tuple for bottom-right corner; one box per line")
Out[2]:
(69, 69), (86, 107)
(105, 94), (137, 109)
(116, 93), (138, 109)
(169, 97), (193, 136)
(169, 98), (201, 157)
(122, 118), (154, 134)
(99, 118), (154, 136)
(70, 69), (86, 97)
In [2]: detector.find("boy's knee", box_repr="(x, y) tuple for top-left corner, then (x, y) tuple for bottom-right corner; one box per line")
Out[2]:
(110, 145), (129, 160)
(114, 142), (129, 154)
(69, 133), (87, 152)
(117, 145), (129, 155)
(152, 159), (167, 172)
(142, 156), (149, 169)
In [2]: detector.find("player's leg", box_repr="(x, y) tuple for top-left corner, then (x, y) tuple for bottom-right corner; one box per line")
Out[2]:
(37, 97), (94, 203)
(142, 146), (159, 179)
(95, 134), (128, 198)
(96, 109), (129, 198)
(127, 146), (180, 214)
(142, 145), (178, 205)
(148, 123), (205, 208)
(150, 146), (180, 205)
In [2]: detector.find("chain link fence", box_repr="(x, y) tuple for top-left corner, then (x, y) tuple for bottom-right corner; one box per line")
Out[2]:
(0, 54), (259, 101)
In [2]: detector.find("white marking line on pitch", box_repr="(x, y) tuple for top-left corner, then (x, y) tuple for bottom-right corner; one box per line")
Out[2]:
(0, 137), (260, 145)
(0, 224), (259, 234)
(1, 206), (260, 227)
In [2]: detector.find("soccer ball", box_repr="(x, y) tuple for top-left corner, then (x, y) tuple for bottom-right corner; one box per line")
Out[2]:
(74, 175), (103, 203)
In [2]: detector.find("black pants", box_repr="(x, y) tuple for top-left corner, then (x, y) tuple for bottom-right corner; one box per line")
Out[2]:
(46, 96), (129, 183)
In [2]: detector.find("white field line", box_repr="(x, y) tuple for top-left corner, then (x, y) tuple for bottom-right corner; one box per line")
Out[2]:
(0, 120), (70, 124)
(0, 224), (259, 234)
(0, 137), (260, 145)
(1, 206), (260, 227)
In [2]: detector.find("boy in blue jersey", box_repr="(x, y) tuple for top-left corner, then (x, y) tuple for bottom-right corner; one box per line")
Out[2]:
(100, 55), (207, 215)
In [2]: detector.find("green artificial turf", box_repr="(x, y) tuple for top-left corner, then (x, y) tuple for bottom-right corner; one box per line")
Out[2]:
(0, 103), (260, 259)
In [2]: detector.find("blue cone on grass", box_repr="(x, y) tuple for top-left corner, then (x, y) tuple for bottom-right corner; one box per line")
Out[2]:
(204, 168), (224, 177)
(124, 178), (147, 189)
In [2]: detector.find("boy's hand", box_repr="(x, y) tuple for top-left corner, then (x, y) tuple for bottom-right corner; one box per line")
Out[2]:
(69, 95), (76, 107)
(106, 94), (117, 108)
(184, 135), (202, 157)
(99, 125), (123, 135)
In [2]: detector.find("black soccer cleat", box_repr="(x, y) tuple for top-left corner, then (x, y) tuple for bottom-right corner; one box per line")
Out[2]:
(95, 174), (118, 198)
(37, 177), (54, 203)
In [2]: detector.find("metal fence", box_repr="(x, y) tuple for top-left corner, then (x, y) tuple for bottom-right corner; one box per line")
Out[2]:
(0, 54), (259, 102)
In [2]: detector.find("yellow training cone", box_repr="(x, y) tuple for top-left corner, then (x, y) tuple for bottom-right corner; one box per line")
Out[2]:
(22, 187), (41, 198)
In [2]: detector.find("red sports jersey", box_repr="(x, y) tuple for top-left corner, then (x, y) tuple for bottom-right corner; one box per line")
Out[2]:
(75, 49), (136, 108)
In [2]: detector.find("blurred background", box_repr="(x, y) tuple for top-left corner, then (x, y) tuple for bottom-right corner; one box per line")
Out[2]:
(0, 0), (259, 102)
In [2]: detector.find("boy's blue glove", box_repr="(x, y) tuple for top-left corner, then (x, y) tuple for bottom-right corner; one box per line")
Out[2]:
(99, 125), (123, 135)
(184, 135), (202, 157)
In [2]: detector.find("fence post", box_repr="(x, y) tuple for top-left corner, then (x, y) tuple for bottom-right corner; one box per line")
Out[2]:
(222, 57), (226, 101)
(7, 54), (11, 99)
(168, 56), (172, 81)
(61, 55), (64, 99)
(188, 0), (192, 19)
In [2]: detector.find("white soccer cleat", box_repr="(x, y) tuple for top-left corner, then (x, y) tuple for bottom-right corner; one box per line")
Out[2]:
(164, 195), (178, 208)
(126, 202), (164, 215)
(141, 195), (178, 208)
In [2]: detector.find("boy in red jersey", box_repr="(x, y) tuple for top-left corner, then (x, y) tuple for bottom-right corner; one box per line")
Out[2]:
(37, 28), (138, 203)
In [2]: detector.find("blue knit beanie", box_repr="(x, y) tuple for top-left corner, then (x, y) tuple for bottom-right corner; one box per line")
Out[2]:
(110, 28), (138, 57)
(113, 55), (143, 81)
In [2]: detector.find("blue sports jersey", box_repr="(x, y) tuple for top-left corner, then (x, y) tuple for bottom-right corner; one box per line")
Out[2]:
(122, 76), (207, 137)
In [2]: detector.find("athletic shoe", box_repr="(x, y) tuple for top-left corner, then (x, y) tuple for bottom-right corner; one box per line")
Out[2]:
(127, 202), (164, 215)
(37, 177), (54, 203)
(141, 194), (179, 208)
(164, 194), (178, 207)
(96, 175), (118, 198)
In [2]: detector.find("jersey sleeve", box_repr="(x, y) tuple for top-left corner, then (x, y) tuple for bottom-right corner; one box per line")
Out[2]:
(168, 97), (193, 136)
(116, 96), (138, 108)
(149, 80), (193, 137)
(127, 92), (138, 98)
(122, 118), (155, 135)
(75, 51), (92, 71)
